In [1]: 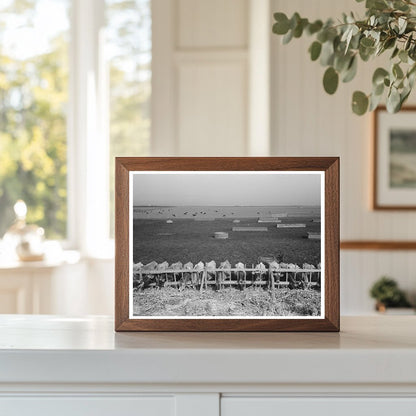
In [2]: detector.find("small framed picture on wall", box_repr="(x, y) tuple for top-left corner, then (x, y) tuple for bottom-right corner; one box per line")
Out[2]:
(374, 106), (416, 209)
(115, 157), (339, 332)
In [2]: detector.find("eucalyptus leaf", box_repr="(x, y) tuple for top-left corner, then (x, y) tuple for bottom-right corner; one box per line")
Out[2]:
(360, 37), (375, 48)
(342, 56), (358, 82)
(373, 82), (385, 95)
(393, 63), (404, 79)
(320, 40), (335, 66)
(383, 37), (396, 50)
(398, 17), (407, 34)
(309, 41), (322, 61)
(401, 87), (411, 106)
(352, 91), (369, 115)
(293, 18), (308, 38)
(366, 0), (388, 11)
(369, 92), (383, 111)
(399, 50), (408, 63)
(334, 52), (347, 72)
(387, 87), (401, 112)
(307, 20), (323, 35)
(391, 47), (399, 59)
(359, 44), (375, 61)
(282, 29), (293, 44)
(323, 67), (339, 94)
(372, 67), (389, 85)
(273, 13), (290, 34)
(405, 34), (413, 50)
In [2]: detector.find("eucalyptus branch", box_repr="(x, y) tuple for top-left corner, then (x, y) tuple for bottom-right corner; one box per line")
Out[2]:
(272, 0), (416, 115)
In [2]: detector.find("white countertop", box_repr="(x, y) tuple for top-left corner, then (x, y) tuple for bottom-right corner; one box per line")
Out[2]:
(0, 315), (415, 386)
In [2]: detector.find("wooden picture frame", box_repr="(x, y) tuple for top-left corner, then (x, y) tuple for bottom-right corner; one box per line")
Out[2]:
(115, 157), (339, 332)
(373, 106), (416, 210)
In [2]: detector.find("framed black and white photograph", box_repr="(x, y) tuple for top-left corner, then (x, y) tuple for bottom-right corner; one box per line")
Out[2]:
(115, 157), (339, 332)
(374, 106), (416, 210)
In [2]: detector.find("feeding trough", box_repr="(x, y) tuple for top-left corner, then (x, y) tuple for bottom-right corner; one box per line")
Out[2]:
(258, 217), (282, 223)
(276, 223), (306, 228)
(214, 232), (229, 239)
(232, 227), (268, 232)
(307, 232), (321, 240)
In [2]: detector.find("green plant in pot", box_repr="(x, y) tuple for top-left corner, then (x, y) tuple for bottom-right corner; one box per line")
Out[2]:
(369, 276), (412, 311)
(272, 0), (416, 115)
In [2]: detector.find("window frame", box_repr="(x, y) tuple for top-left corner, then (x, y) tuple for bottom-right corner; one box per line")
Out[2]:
(67, 0), (112, 257)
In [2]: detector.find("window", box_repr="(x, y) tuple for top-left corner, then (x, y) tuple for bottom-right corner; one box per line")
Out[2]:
(0, 0), (151, 251)
(106, 0), (151, 237)
(0, 0), (70, 239)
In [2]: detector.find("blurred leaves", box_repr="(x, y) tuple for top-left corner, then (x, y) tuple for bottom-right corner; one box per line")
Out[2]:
(0, 0), (151, 237)
(323, 67), (339, 94)
(0, 32), (69, 237)
(272, 0), (416, 115)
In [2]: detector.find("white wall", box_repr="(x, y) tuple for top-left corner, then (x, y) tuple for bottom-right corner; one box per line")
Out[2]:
(271, 0), (416, 313)
(152, 0), (271, 157)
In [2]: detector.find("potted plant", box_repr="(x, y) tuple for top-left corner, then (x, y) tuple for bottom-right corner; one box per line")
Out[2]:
(369, 276), (414, 313)
(272, 0), (416, 115)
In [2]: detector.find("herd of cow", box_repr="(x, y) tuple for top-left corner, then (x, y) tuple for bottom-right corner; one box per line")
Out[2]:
(133, 260), (321, 291)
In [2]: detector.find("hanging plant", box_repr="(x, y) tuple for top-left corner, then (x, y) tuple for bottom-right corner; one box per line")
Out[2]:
(272, 0), (416, 115)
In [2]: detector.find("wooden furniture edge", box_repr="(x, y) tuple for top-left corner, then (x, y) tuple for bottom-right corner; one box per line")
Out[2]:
(341, 241), (416, 250)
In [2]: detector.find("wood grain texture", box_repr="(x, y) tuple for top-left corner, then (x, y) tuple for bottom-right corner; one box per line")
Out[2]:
(373, 106), (416, 210)
(114, 160), (130, 330)
(115, 157), (340, 332)
(341, 241), (416, 250)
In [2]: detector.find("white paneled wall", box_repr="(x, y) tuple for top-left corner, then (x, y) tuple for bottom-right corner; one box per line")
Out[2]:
(177, 58), (247, 155)
(271, 0), (416, 313)
(152, 0), (252, 156)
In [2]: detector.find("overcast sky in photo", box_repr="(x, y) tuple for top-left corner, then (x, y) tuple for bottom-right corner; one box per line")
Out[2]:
(132, 173), (322, 206)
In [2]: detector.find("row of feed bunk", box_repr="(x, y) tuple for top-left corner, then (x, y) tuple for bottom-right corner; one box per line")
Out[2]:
(133, 259), (321, 292)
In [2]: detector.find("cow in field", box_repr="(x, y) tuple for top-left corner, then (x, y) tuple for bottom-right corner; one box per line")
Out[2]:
(286, 263), (301, 289)
(192, 261), (205, 289)
(301, 263), (316, 289)
(180, 262), (194, 290)
(268, 261), (280, 289)
(155, 261), (169, 288)
(135, 261), (158, 290)
(132, 262), (143, 289)
(168, 262), (183, 286)
(217, 260), (232, 290)
(253, 262), (267, 289)
(133, 262), (143, 274)
(235, 262), (246, 290)
(201, 260), (217, 290)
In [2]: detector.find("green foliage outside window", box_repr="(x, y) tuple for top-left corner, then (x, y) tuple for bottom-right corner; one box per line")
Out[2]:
(0, 1), (69, 238)
(0, 0), (151, 240)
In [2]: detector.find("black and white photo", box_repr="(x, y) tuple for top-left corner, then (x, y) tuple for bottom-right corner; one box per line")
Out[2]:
(129, 171), (324, 319)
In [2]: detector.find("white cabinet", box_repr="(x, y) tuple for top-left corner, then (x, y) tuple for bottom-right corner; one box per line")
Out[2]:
(1, 397), (175, 416)
(222, 398), (416, 416)
(0, 316), (416, 416)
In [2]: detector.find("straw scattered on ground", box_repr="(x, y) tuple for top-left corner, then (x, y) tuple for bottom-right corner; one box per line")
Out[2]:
(133, 287), (321, 317)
